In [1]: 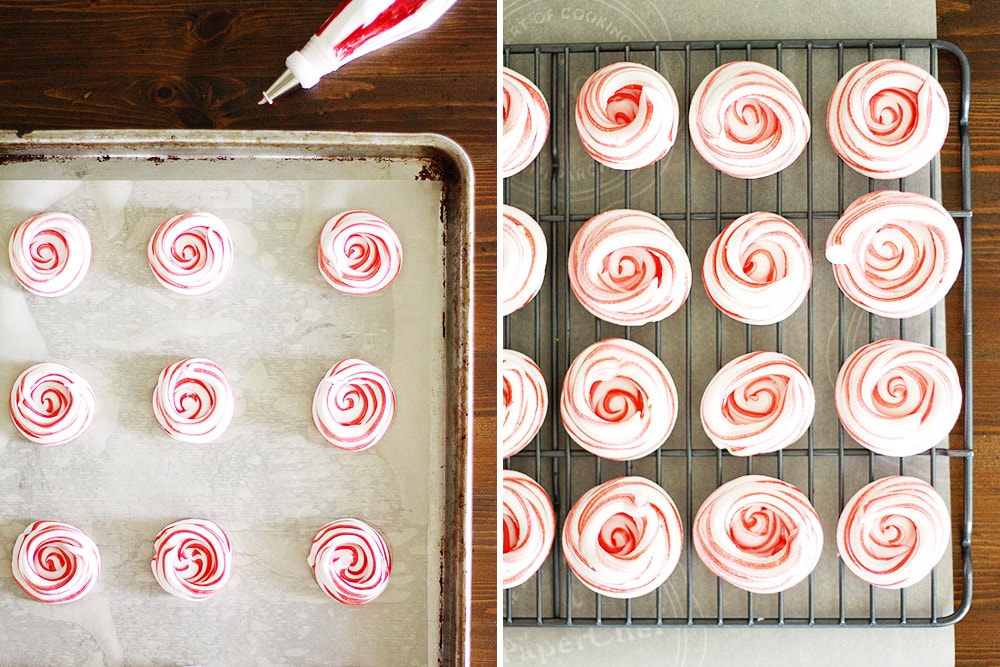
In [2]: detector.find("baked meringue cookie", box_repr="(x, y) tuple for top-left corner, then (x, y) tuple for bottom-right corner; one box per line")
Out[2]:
(9, 362), (96, 446)
(151, 518), (233, 601)
(312, 359), (395, 451)
(147, 212), (234, 295)
(318, 210), (402, 294)
(308, 518), (391, 604)
(503, 67), (550, 178)
(12, 521), (101, 604)
(502, 470), (556, 589)
(152, 357), (235, 444)
(501, 349), (548, 459)
(502, 205), (547, 317)
(8, 212), (92, 297)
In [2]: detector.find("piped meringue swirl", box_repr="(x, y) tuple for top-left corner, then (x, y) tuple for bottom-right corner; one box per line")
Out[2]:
(835, 338), (961, 456)
(312, 359), (395, 451)
(12, 521), (101, 604)
(502, 205), (547, 317)
(147, 212), (234, 295)
(152, 357), (235, 444)
(318, 210), (402, 294)
(151, 518), (233, 601)
(308, 518), (391, 605)
(503, 67), (550, 178)
(503, 470), (556, 589)
(502, 349), (548, 459)
(8, 212), (92, 297)
(837, 476), (950, 589)
(562, 476), (683, 598)
(569, 209), (691, 326)
(9, 362), (96, 447)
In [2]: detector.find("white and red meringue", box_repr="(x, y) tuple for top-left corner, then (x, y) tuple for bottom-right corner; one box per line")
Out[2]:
(575, 61), (679, 170)
(503, 67), (550, 178)
(312, 359), (395, 451)
(9, 362), (96, 447)
(837, 476), (950, 589)
(700, 351), (815, 457)
(689, 61), (810, 179)
(502, 470), (556, 589)
(147, 212), (234, 295)
(12, 521), (101, 604)
(703, 212), (812, 324)
(828, 59), (949, 180)
(8, 212), (92, 297)
(835, 338), (961, 456)
(562, 476), (683, 598)
(501, 349), (548, 459)
(826, 190), (961, 319)
(152, 357), (235, 444)
(151, 518), (233, 601)
(693, 475), (823, 594)
(318, 210), (402, 294)
(561, 338), (677, 461)
(502, 205), (547, 317)
(308, 518), (391, 605)
(568, 209), (691, 326)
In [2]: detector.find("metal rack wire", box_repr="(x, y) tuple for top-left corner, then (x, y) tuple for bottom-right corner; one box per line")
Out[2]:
(502, 39), (972, 628)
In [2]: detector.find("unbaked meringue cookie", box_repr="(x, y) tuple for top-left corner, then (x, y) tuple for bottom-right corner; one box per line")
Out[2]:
(700, 351), (815, 457)
(689, 61), (810, 179)
(828, 59), (949, 180)
(9, 362), (96, 446)
(312, 359), (395, 451)
(703, 211), (812, 324)
(501, 349), (548, 459)
(8, 212), (92, 297)
(562, 476), (683, 598)
(502, 205), (547, 317)
(569, 209), (691, 326)
(835, 338), (961, 456)
(503, 470), (556, 589)
(152, 357), (235, 444)
(561, 338), (677, 461)
(503, 67), (550, 178)
(308, 518), (391, 604)
(151, 518), (233, 601)
(148, 212), (233, 295)
(693, 475), (823, 594)
(837, 476), (950, 589)
(12, 521), (101, 604)
(318, 210), (402, 294)
(826, 190), (961, 319)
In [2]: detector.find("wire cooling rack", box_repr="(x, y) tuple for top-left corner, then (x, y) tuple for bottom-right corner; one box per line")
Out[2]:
(502, 39), (972, 628)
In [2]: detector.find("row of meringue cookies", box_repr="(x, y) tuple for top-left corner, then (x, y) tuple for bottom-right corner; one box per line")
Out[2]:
(503, 471), (951, 597)
(8, 517), (390, 606)
(503, 58), (949, 179)
(7, 210), (402, 298)
(9, 357), (395, 451)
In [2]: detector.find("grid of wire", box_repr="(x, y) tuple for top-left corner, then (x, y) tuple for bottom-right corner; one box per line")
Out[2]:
(502, 39), (972, 628)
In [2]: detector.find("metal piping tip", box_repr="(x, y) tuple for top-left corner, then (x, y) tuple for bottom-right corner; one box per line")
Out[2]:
(259, 69), (300, 106)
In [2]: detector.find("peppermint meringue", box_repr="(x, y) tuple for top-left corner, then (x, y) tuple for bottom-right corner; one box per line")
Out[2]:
(502, 205), (547, 317)
(502, 470), (556, 589)
(12, 521), (101, 604)
(575, 62), (679, 170)
(568, 209), (691, 326)
(318, 210), (402, 294)
(837, 476), (950, 589)
(312, 359), (395, 451)
(826, 190), (961, 319)
(693, 475), (823, 594)
(8, 212), (92, 297)
(700, 351), (815, 457)
(689, 61), (810, 179)
(151, 518), (233, 601)
(147, 212), (234, 295)
(562, 476), (683, 598)
(835, 338), (961, 456)
(501, 349), (547, 459)
(152, 357), (235, 444)
(308, 518), (391, 605)
(702, 211), (812, 324)
(503, 67), (550, 178)
(9, 362), (96, 446)
(828, 59), (949, 180)
(561, 338), (677, 461)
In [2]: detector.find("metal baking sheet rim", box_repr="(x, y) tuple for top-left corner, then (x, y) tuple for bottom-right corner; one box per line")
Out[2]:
(0, 128), (475, 667)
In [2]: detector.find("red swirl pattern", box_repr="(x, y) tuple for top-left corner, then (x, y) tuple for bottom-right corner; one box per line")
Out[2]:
(826, 190), (961, 319)
(9, 362), (96, 447)
(501, 349), (548, 459)
(827, 59), (949, 180)
(575, 62), (679, 170)
(568, 209), (691, 326)
(151, 518), (233, 601)
(503, 470), (556, 589)
(689, 61), (810, 179)
(562, 476), (683, 598)
(318, 210), (403, 295)
(152, 357), (235, 444)
(308, 518), (391, 605)
(12, 521), (101, 604)
(147, 212), (234, 295)
(503, 67), (550, 178)
(312, 359), (395, 451)
(693, 475), (823, 594)
(502, 205), (547, 317)
(835, 338), (961, 456)
(8, 212), (92, 297)
(837, 476), (950, 589)
(561, 338), (677, 461)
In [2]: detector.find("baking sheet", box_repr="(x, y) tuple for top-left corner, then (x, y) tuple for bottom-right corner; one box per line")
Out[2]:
(0, 130), (472, 667)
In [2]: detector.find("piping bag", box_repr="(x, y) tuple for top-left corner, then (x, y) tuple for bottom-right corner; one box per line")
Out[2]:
(259, 0), (458, 105)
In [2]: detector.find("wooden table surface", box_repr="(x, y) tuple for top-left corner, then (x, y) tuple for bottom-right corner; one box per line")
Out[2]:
(0, 1), (498, 665)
